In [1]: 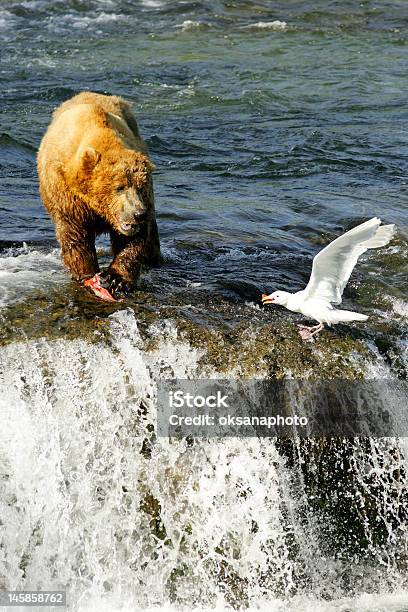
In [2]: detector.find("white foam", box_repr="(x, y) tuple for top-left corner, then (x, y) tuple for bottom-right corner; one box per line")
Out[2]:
(391, 298), (408, 318)
(93, 12), (128, 23)
(214, 247), (266, 263)
(0, 245), (65, 307)
(160, 244), (183, 262)
(46, 12), (128, 33)
(246, 20), (288, 31)
(175, 20), (209, 32)
(186, 280), (202, 288)
(141, 0), (165, 7)
(0, 9), (18, 29)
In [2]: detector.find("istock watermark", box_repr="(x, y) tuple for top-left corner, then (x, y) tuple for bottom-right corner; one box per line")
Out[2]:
(156, 379), (408, 438)
(169, 390), (229, 409)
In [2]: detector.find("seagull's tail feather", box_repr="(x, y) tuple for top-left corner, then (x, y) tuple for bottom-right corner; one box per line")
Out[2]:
(332, 309), (369, 323)
(362, 222), (395, 249)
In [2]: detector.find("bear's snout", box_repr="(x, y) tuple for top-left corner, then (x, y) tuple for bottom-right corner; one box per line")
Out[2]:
(133, 210), (148, 222)
(118, 190), (149, 233)
(124, 191), (146, 213)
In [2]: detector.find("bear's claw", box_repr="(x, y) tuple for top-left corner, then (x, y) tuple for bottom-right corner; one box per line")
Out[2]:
(84, 274), (118, 302)
(99, 271), (130, 297)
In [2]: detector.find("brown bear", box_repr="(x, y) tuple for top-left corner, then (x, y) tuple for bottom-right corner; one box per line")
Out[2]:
(37, 91), (160, 299)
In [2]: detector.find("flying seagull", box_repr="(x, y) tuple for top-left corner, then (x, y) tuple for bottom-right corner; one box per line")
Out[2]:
(262, 217), (395, 340)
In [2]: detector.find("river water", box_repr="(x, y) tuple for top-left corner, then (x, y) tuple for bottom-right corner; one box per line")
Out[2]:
(1, 1), (408, 610)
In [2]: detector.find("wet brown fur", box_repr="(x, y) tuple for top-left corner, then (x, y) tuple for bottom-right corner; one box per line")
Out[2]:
(37, 91), (160, 286)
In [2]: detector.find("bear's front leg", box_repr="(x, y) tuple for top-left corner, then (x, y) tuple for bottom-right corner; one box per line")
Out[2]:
(56, 220), (99, 281)
(99, 221), (161, 298)
(101, 235), (145, 297)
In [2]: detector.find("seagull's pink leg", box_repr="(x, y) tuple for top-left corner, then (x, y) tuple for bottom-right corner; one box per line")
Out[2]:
(309, 322), (324, 336)
(297, 322), (324, 340)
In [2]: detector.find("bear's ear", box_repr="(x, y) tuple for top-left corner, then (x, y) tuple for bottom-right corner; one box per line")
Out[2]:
(79, 147), (101, 176)
(140, 155), (155, 173)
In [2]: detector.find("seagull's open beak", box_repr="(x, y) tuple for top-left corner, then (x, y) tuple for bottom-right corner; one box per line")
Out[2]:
(262, 293), (275, 305)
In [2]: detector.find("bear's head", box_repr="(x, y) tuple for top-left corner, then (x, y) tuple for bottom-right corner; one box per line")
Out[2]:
(69, 146), (155, 236)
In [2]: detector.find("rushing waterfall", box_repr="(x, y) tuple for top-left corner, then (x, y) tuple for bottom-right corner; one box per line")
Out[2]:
(1, 309), (407, 611)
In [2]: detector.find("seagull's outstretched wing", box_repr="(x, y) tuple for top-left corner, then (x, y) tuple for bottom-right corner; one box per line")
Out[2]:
(303, 217), (395, 304)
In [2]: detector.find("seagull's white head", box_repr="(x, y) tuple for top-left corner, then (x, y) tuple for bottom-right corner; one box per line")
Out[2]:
(262, 291), (291, 307)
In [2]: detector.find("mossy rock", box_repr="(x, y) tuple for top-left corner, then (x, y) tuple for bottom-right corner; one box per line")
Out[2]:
(176, 315), (371, 379)
(1, 267), (404, 384)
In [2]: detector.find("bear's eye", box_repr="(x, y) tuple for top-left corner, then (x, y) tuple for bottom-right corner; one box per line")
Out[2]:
(116, 185), (126, 193)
